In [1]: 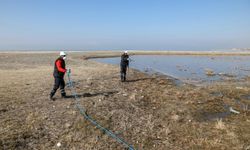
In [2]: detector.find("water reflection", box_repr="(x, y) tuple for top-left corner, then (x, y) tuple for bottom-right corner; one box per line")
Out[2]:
(94, 55), (250, 84)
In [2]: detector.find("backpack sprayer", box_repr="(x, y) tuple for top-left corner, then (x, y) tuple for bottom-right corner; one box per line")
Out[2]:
(66, 69), (135, 150)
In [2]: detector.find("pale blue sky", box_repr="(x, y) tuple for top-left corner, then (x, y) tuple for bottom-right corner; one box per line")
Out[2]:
(0, 0), (249, 51)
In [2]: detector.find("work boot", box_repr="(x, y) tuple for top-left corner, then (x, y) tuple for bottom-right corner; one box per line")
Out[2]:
(61, 92), (67, 98)
(49, 93), (55, 101)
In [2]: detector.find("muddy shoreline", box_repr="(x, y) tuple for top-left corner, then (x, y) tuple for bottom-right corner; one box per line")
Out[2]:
(0, 52), (249, 149)
(82, 50), (250, 60)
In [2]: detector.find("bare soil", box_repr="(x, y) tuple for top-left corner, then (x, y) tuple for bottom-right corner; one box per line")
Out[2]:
(0, 52), (249, 150)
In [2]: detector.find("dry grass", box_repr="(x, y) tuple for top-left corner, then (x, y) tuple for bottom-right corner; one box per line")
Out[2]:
(215, 119), (226, 130)
(0, 52), (249, 149)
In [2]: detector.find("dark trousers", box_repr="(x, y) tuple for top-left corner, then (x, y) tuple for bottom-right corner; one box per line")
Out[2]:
(120, 66), (127, 81)
(50, 77), (66, 97)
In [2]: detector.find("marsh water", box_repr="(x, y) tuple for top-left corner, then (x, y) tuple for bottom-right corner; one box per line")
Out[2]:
(94, 55), (250, 84)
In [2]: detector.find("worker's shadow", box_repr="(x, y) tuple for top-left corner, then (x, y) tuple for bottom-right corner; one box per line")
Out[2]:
(125, 77), (152, 83)
(65, 91), (118, 99)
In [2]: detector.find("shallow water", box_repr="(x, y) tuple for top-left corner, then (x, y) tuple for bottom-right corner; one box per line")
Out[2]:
(94, 55), (250, 84)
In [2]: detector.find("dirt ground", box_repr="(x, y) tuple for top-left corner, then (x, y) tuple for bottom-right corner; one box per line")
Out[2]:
(0, 52), (249, 150)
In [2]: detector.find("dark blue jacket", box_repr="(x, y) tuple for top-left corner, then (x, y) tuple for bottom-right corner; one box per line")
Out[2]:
(120, 54), (129, 68)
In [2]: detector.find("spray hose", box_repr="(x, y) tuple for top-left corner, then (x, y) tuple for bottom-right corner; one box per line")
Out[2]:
(66, 70), (135, 150)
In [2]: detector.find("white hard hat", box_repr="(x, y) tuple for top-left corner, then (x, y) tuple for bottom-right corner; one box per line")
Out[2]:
(60, 51), (66, 56)
(124, 51), (128, 54)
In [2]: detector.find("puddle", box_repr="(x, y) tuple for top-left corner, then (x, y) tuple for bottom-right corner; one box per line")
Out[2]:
(200, 111), (231, 121)
(197, 102), (232, 122)
(94, 55), (250, 85)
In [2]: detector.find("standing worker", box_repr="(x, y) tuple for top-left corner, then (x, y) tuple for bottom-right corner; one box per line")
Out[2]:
(50, 51), (69, 100)
(120, 51), (129, 82)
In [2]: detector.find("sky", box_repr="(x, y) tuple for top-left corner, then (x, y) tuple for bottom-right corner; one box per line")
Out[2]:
(0, 0), (249, 51)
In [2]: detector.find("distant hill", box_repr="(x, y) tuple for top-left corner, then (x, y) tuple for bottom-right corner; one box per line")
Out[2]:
(232, 48), (250, 51)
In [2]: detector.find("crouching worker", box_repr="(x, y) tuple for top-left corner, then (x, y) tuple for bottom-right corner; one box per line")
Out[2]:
(50, 51), (69, 100)
(120, 51), (129, 82)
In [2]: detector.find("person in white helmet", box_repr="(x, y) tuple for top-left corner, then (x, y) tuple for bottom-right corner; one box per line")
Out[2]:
(50, 51), (68, 100)
(120, 51), (129, 82)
